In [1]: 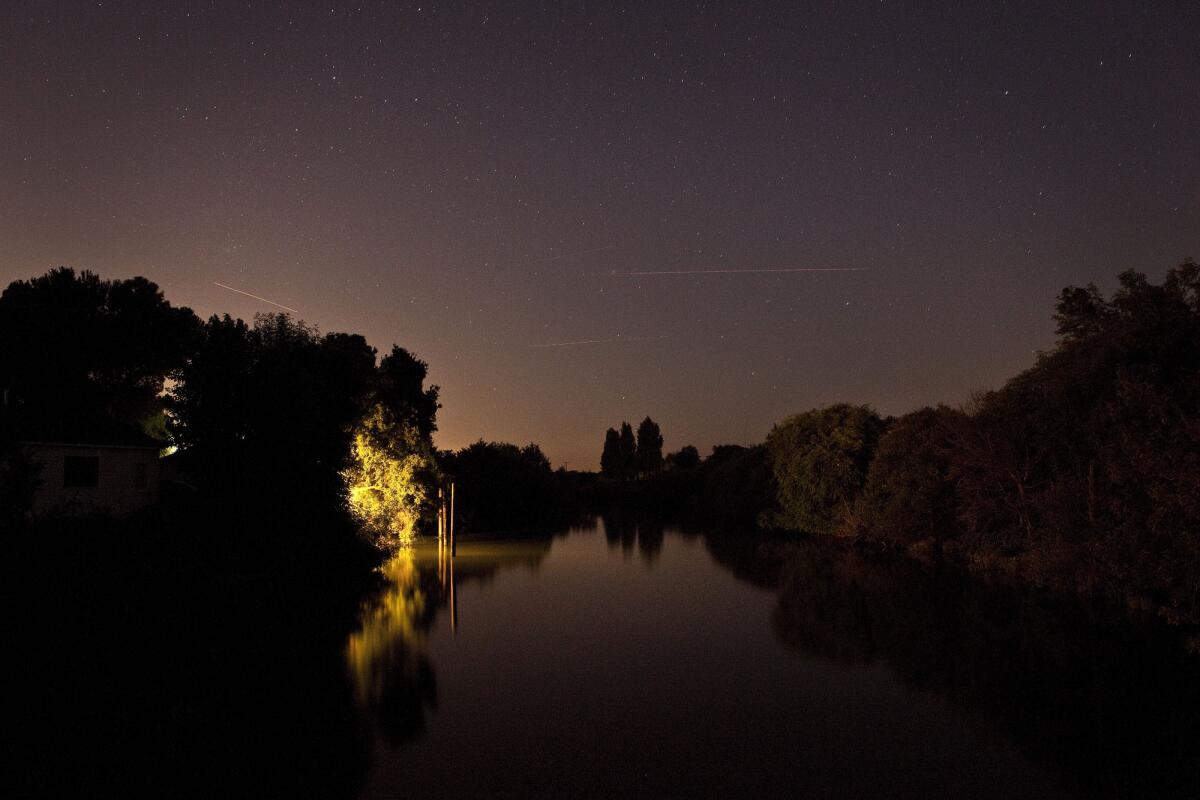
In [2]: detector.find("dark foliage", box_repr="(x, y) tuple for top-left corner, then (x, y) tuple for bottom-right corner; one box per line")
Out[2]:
(600, 427), (622, 478)
(440, 440), (566, 533)
(699, 444), (775, 525)
(853, 406), (963, 546)
(618, 422), (637, 478)
(945, 261), (1200, 623)
(168, 314), (378, 518)
(377, 345), (441, 440)
(665, 444), (700, 471)
(590, 443), (774, 528)
(762, 404), (886, 535)
(167, 313), (441, 545)
(756, 262), (1200, 626)
(0, 267), (199, 434)
(599, 416), (665, 479)
(635, 416), (664, 476)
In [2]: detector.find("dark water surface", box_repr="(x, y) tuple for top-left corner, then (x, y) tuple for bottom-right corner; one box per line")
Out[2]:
(10, 519), (1199, 798)
(348, 520), (1200, 799)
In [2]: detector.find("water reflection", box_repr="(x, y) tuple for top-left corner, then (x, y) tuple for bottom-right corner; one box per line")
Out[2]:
(347, 548), (440, 744)
(600, 510), (665, 563)
(709, 536), (1200, 799)
(347, 537), (553, 744)
(353, 522), (1200, 799)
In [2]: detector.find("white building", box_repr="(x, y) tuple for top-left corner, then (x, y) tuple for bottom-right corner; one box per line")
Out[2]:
(23, 426), (161, 516)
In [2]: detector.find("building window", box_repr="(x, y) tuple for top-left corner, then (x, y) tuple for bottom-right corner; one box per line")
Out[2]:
(135, 462), (148, 490)
(63, 455), (99, 488)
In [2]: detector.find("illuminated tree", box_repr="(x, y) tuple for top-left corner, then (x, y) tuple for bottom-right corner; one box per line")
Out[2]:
(343, 403), (436, 549)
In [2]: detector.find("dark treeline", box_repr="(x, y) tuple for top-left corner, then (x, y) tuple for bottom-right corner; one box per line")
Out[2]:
(599, 262), (1200, 630)
(437, 440), (588, 534)
(0, 267), (442, 554)
(0, 267), (446, 796)
(594, 441), (774, 527)
(0, 267), (595, 544)
(0, 267), (581, 795)
(594, 413), (772, 525)
(600, 417), (663, 479)
(771, 262), (1200, 630)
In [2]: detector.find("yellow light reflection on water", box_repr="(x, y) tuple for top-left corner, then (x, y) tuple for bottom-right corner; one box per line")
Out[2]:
(346, 548), (431, 706)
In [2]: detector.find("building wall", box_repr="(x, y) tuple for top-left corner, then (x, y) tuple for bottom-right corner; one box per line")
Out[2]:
(26, 444), (160, 516)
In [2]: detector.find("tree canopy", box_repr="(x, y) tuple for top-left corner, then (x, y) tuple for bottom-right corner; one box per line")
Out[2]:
(635, 417), (664, 477)
(665, 445), (700, 471)
(618, 422), (636, 478)
(439, 441), (554, 532)
(762, 404), (886, 535)
(343, 404), (437, 549)
(600, 417), (665, 479)
(0, 267), (198, 434)
(600, 428), (622, 478)
(377, 346), (440, 440)
(853, 406), (962, 544)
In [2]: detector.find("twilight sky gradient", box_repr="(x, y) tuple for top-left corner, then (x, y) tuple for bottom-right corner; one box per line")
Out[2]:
(2, 1), (1197, 468)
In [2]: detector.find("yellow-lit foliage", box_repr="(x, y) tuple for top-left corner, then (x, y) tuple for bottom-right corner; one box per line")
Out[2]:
(342, 403), (434, 549)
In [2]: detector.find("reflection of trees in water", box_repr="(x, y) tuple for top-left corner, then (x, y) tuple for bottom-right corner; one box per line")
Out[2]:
(347, 538), (555, 745)
(347, 549), (440, 744)
(716, 536), (1200, 799)
(600, 511), (665, 564)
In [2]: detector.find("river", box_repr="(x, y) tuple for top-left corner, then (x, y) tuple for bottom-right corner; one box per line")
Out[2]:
(346, 517), (1200, 799)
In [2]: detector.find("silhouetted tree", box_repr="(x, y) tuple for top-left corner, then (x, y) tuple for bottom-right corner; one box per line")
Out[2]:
(618, 421), (637, 479)
(635, 417), (664, 477)
(377, 346), (440, 440)
(168, 313), (379, 514)
(600, 428), (622, 477)
(762, 404), (886, 535)
(0, 267), (199, 435)
(440, 441), (554, 532)
(701, 444), (774, 525)
(665, 445), (700, 471)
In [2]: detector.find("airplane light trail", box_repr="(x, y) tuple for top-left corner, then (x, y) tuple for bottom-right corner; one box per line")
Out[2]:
(213, 282), (300, 314)
(608, 267), (868, 276)
(528, 335), (668, 349)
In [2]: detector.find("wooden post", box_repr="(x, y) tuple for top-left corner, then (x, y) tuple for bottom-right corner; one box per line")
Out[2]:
(449, 481), (456, 557)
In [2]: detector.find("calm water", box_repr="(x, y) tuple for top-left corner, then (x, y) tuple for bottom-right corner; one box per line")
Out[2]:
(346, 519), (1200, 799)
(13, 518), (1198, 797)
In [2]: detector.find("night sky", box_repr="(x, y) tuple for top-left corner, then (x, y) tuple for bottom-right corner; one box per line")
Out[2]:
(2, 2), (1197, 468)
